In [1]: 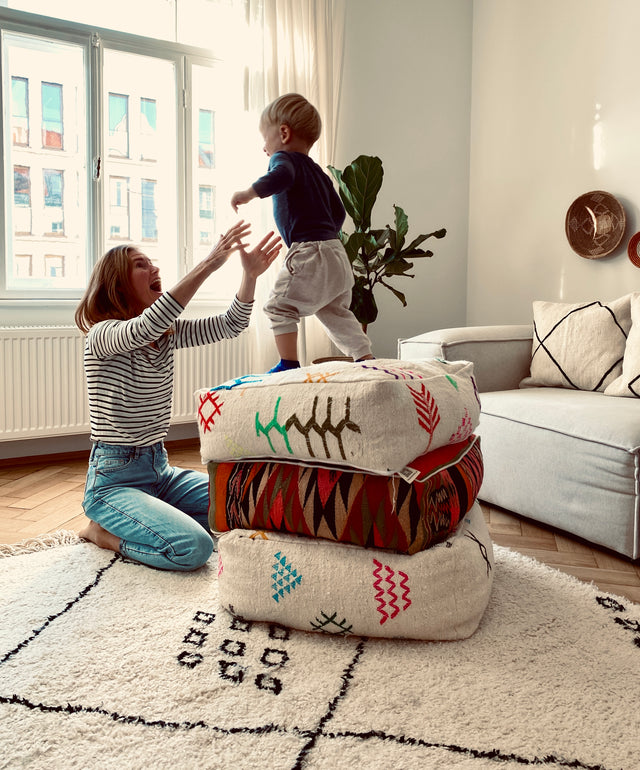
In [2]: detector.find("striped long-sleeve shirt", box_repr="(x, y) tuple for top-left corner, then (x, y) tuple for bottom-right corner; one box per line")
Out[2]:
(84, 291), (253, 446)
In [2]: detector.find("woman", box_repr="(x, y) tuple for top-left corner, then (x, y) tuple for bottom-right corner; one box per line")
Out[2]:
(75, 221), (281, 571)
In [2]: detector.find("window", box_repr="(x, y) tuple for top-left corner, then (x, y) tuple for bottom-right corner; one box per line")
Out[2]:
(11, 76), (28, 145)
(108, 93), (129, 158)
(41, 82), (63, 149)
(14, 254), (32, 277)
(103, 50), (177, 281)
(2, 30), (86, 291)
(13, 164), (31, 234)
(109, 176), (130, 239)
(1, 6), (248, 303)
(141, 179), (158, 240)
(13, 164), (30, 205)
(140, 98), (157, 161)
(44, 254), (65, 277)
(198, 110), (215, 168)
(43, 169), (64, 234)
(198, 185), (214, 244)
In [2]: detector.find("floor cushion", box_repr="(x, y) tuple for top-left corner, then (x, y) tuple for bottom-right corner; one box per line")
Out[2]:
(196, 357), (480, 475)
(208, 436), (484, 555)
(216, 502), (494, 641)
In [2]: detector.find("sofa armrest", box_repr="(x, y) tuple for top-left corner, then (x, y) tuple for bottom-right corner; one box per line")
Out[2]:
(398, 325), (533, 392)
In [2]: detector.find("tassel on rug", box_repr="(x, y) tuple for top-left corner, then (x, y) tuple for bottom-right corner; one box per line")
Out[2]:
(0, 530), (82, 558)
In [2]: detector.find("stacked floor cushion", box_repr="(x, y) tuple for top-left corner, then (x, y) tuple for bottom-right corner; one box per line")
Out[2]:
(208, 435), (483, 554)
(197, 358), (493, 640)
(216, 503), (494, 641)
(196, 357), (480, 475)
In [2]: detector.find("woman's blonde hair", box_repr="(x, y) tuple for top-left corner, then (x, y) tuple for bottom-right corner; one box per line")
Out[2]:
(75, 244), (141, 334)
(260, 93), (321, 147)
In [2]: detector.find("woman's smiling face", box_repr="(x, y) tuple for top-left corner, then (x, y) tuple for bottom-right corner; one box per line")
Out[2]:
(128, 249), (162, 312)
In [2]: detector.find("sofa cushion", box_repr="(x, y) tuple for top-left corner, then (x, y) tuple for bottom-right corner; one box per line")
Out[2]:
(478, 388), (640, 558)
(520, 294), (635, 392)
(216, 501), (494, 641)
(207, 436), (483, 555)
(196, 358), (480, 475)
(605, 293), (640, 397)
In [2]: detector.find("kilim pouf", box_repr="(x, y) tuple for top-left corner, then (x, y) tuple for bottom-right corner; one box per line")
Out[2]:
(208, 436), (483, 555)
(196, 357), (480, 475)
(216, 502), (494, 641)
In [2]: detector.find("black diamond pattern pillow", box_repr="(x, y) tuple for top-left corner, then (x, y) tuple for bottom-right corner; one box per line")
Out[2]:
(605, 294), (640, 397)
(520, 294), (635, 392)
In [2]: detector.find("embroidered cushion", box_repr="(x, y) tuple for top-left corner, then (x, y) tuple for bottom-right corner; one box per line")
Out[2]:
(520, 294), (635, 392)
(216, 501), (494, 641)
(197, 358), (480, 475)
(605, 293), (640, 397)
(208, 436), (483, 555)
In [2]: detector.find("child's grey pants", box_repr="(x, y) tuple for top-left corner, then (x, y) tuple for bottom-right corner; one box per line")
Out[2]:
(263, 239), (372, 361)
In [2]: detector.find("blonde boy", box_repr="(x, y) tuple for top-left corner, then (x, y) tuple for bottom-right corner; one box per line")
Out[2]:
(231, 93), (373, 373)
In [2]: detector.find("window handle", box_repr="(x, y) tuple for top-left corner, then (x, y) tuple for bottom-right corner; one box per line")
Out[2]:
(93, 156), (101, 181)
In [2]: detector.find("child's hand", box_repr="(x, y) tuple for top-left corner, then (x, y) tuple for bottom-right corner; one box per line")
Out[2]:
(231, 188), (258, 212)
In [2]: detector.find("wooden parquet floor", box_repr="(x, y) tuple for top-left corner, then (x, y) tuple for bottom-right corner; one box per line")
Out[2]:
(1, 441), (639, 605)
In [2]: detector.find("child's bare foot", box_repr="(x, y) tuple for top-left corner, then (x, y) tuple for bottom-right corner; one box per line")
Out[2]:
(79, 520), (121, 554)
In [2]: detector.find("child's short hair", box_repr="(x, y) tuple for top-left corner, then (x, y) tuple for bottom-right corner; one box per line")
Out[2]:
(260, 93), (321, 146)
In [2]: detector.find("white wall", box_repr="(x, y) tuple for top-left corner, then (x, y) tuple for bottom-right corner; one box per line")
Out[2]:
(335, 0), (473, 357)
(468, 0), (640, 324)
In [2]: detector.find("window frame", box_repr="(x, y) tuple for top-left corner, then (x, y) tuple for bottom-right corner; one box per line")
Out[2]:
(0, 6), (228, 324)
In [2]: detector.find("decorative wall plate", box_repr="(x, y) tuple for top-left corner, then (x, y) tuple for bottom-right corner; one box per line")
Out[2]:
(565, 190), (626, 259)
(628, 232), (640, 268)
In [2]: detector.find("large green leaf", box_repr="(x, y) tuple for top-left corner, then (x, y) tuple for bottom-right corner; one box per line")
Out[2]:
(393, 205), (409, 251)
(333, 156), (383, 231)
(350, 280), (378, 326)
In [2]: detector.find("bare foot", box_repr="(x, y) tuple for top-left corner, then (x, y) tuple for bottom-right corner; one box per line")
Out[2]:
(79, 520), (121, 554)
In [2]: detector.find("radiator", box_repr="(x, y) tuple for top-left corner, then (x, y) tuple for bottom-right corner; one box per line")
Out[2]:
(0, 326), (252, 441)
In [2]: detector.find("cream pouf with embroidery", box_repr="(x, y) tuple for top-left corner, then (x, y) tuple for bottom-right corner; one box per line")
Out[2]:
(216, 502), (494, 641)
(196, 358), (480, 475)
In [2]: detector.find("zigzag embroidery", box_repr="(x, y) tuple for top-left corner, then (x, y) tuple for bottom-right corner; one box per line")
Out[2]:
(372, 559), (411, 625)
(372, 559), (389, 624)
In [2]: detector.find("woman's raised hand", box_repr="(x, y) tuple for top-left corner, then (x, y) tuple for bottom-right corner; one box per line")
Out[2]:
(239, 231), (282, 279)
(203, 220), (252, 272)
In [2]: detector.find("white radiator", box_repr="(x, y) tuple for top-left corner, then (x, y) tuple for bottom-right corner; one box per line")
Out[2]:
(0, 326), (252, 441)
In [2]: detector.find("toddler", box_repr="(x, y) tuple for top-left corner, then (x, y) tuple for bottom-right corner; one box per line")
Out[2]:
(231, 93), (373, 373)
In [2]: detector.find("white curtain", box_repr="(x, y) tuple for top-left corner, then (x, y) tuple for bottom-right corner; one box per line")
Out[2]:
(243, 0), (347, 369)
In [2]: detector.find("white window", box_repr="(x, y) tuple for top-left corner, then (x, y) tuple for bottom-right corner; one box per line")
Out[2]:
(2, 30), (86, 292)
(0, 3), (248, 308)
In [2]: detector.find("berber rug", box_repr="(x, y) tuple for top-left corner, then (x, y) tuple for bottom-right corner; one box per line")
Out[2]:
(0, 533), (639, 769)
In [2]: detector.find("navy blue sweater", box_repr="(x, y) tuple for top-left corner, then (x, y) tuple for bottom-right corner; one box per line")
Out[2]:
(252, 151), (346, 247)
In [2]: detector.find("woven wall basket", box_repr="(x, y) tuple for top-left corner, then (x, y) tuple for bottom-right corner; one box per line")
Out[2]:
(565, 190), (626, 258)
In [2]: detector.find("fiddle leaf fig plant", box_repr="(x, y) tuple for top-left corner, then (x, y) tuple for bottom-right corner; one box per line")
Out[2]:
(328, 155), (446, 330)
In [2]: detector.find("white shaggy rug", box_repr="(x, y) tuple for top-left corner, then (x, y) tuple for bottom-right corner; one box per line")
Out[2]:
(1, 534), (639, 770)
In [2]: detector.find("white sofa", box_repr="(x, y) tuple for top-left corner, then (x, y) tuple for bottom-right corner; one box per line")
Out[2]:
(399, 324), (640, 560)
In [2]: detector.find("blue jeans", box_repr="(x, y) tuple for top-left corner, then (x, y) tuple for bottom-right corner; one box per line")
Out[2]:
(82, 441), (214, 571)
